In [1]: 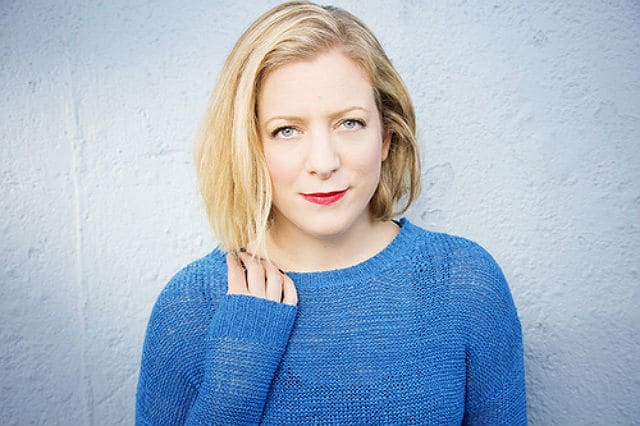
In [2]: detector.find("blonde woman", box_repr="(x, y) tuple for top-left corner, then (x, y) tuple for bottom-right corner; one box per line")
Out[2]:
(136, 1), (526, 424)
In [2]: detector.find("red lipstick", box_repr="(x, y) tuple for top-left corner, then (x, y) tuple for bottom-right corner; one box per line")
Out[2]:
(301, 189), (347, 205)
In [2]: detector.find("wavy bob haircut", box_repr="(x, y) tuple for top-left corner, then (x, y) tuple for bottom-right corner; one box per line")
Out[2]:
(195, 1), (421, 256)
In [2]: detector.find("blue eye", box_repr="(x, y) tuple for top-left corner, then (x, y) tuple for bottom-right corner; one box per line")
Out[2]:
(342, 119), (365, 130)
(273, 127), (296, 138)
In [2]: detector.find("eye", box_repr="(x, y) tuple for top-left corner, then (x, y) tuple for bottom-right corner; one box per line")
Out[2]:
(272, 126), (297, 139)
(341, 119), (365, 130)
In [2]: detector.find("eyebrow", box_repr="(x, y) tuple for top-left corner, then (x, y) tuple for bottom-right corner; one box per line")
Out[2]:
(262, 106), (371, 126)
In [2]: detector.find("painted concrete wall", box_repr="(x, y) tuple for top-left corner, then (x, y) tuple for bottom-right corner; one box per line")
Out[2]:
(1, 1), (638, 424)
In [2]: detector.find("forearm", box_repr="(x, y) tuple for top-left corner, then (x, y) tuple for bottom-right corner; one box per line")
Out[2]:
(185, 294), (297, 425)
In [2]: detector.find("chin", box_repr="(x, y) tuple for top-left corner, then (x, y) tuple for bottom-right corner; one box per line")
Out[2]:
(271, 197), (373, 242)
(297, 214), (363, 239)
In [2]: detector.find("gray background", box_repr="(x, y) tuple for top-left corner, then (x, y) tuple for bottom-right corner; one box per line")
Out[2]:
(2, 1), (639, 424)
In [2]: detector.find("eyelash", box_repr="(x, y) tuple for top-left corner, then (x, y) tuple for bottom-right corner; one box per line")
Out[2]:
(271, 126), (297, 138)
(341, 119), (366, 130)
(270, 119), (366, 138)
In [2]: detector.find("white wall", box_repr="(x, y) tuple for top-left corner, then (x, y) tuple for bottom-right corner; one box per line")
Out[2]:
(1, 1), (638, 424)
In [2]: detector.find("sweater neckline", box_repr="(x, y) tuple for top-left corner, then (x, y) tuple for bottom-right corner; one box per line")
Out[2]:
(285, 217), (414, 290)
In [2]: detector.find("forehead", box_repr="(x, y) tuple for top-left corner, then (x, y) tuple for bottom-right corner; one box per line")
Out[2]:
(257, 49), (375, 119)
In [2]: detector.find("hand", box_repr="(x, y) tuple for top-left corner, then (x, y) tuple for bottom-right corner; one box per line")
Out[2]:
(226, 251), (298, 306)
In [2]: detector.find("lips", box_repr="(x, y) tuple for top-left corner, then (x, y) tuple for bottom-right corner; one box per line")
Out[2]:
(301, 189), (348, 205)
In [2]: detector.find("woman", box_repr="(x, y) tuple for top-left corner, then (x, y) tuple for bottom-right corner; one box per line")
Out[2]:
(136, 1), (527, 424)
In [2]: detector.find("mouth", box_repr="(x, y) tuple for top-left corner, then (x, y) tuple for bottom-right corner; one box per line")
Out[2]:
(300, 189), (348, 205)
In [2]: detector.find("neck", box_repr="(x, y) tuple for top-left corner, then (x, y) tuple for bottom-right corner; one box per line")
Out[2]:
(266, 217), (399, 272)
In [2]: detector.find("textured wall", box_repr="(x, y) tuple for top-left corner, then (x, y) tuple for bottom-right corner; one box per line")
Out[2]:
(1, 1), (638, 424)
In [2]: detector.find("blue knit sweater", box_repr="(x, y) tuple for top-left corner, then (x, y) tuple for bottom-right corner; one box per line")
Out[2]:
(136, 218), (526, 424)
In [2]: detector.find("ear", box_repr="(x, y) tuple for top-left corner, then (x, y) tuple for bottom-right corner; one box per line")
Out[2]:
(381, 130), (392, 161)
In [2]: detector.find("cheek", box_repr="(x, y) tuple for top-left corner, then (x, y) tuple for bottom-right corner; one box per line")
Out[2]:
(347, 144), (384, 178)
(265, 151), (297, 190)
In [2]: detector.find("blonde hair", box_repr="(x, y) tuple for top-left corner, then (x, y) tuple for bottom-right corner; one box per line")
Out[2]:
(195, 1), (421, 256)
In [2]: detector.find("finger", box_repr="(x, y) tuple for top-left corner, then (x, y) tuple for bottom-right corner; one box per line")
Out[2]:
(281, 273), (298, 306)
(238, 252), (266, 298)
(226, 252), (248, 295)
(263, 260), (284, 303)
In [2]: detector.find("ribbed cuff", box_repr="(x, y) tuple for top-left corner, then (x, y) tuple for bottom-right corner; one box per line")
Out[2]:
(209, 294), (298, 349)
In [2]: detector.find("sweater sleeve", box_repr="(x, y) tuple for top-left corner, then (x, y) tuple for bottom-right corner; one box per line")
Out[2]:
(136, 265), (298, 425)
(448, 241), (527, 425)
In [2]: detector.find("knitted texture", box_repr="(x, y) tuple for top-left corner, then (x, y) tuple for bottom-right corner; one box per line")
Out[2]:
(136, 218), (527, 425)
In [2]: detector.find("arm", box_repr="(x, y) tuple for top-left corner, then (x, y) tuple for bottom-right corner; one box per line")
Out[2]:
(135, 259), (298, 425)
(185, 294), (297, 424)
(449, 242), (527, 425)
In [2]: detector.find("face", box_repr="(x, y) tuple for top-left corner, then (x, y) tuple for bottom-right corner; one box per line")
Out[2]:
(257, 49), (390, 244)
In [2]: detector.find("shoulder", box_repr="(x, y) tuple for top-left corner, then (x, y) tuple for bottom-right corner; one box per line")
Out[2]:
(142, 245), (229, 341)
(155, 247), (228, 308)
(138, 248), (229, 393)
(399, 218), (500, 271)
(408, 221), (521, 348)
(144, 247), (229, 339)
(402, 221), (522, 354)
(400, 218), (512, 304)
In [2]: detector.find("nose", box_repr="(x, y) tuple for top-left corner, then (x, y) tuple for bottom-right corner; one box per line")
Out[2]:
(305, 129), (340, 179)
